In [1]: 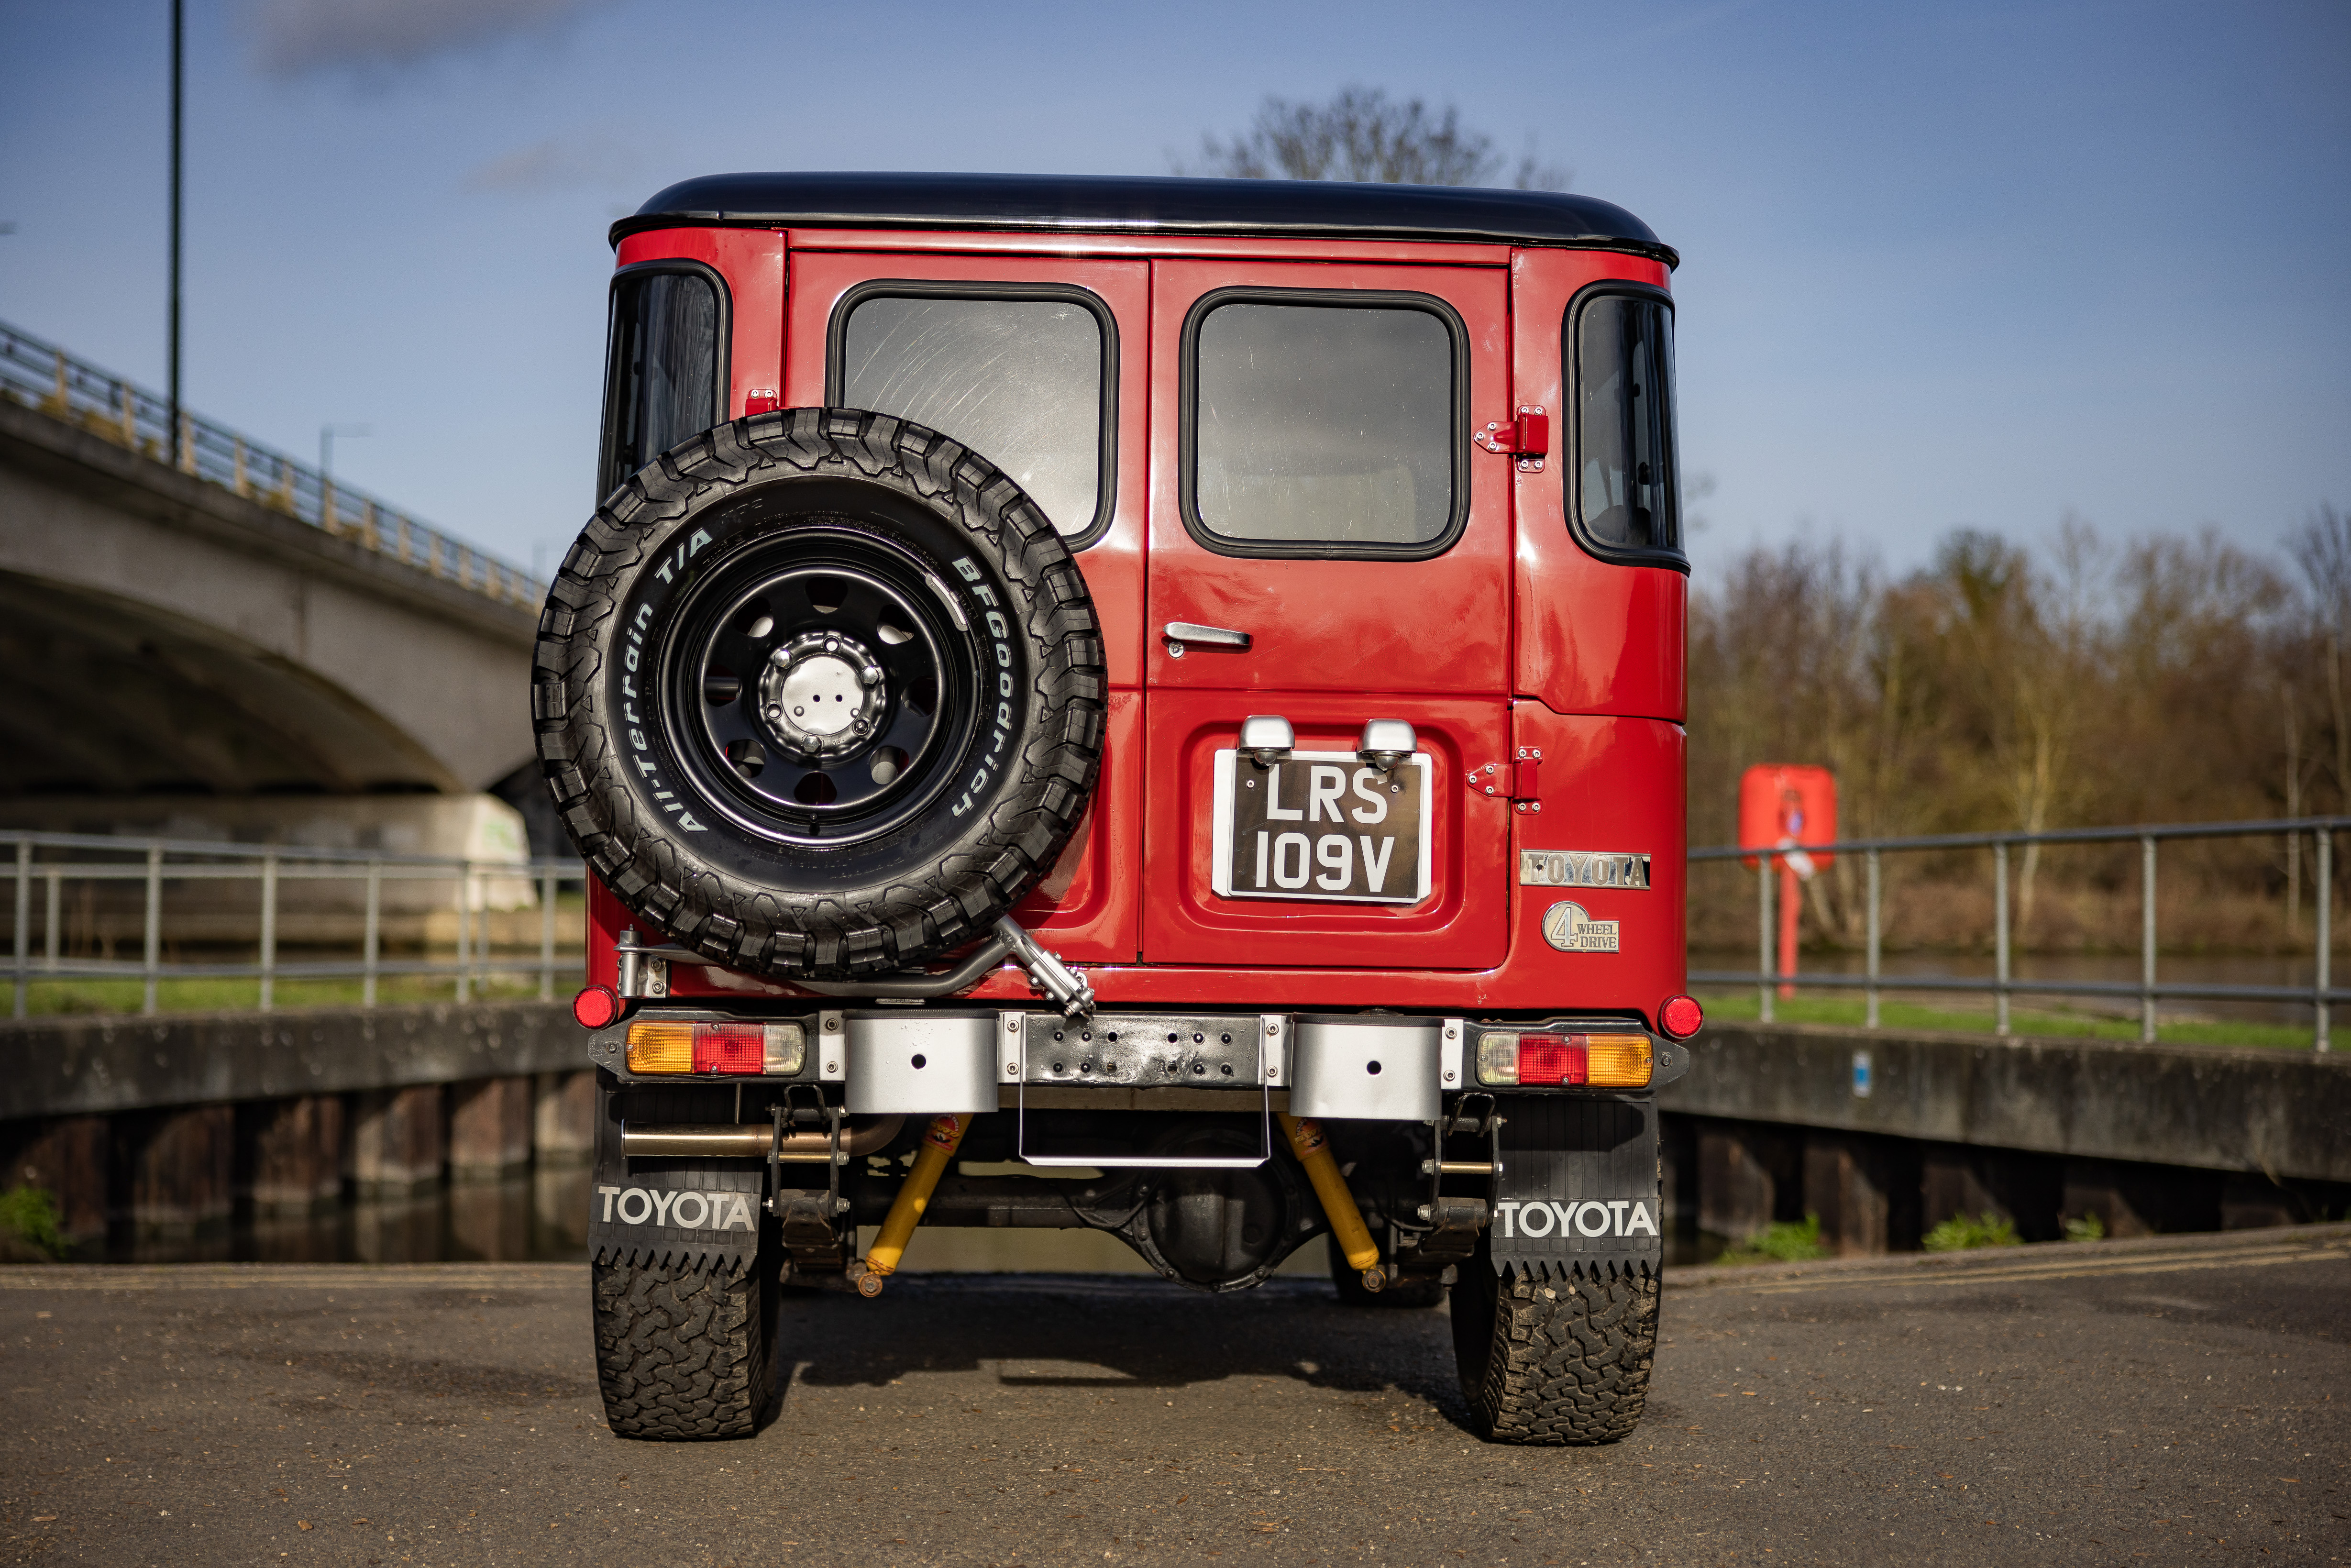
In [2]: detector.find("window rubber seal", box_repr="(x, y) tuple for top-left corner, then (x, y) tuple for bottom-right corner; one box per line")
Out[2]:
(1562, 279), (1689, 574)
(598, 257), (733, 506)
(824, 278), (1119, 552)
(1175, 286), (1471, 563)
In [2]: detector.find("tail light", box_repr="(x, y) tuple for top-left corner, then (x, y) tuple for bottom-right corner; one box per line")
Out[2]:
(626, 1020), (807, 1076)
(573, 985), (623, 1029)
(1658, 994), (1705, 1040)
(1475, 1031), (1652, 1089)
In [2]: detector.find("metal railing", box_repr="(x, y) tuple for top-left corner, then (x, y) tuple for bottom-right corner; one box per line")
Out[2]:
(0, 318), (541, 610)
(1691, 816), (2349, 1052)
(5, 831), (588, 1019)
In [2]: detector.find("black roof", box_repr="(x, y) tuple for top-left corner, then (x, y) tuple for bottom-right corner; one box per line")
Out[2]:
(614, 172), (1675, 268)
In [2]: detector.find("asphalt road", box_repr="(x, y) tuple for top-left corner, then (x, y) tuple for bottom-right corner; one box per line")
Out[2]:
(1, 1225), (2345, 1567)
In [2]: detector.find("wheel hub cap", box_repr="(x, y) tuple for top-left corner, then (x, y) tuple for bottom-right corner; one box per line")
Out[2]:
(760, 631), (885, 758)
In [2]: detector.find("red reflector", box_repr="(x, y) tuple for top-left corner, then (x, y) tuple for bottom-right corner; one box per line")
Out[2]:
(1517, 1034), (1589, 1087)
(1659, 994), (1705, 1040)
(691, 1025), (764, 1075)
(572, 986), (621, 1029)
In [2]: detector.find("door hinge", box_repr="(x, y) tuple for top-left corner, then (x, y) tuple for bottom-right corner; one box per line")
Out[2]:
(1468, 748), (1542, 812)
(1473, 407), (1549, 472)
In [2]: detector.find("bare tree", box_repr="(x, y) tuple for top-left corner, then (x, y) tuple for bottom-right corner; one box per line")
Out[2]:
(1178, 86), (1568, 189)
(2290, 503), (2351, 810)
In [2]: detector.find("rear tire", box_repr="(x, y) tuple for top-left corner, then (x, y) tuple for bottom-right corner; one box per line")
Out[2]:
(592, 1255), (779, 1440)
(1449, 1252), (1657, 1445)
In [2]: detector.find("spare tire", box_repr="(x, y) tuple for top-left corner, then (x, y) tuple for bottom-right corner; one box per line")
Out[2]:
(534, 409), (1106, 979)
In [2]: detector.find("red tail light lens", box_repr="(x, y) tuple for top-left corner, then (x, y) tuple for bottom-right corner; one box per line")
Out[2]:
(1516, 1033), (1588, 1086)
(1658, 994), (1705, 1040)
(689, 1025), (764, 1075)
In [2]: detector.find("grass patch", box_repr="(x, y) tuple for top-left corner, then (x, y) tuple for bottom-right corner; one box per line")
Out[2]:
(2063, 1212), (2107, 1243)
(0, 971), (561, 1018)
(1693, 988), (2323, 1050)
(0, 1185), (69, 1260)
(1716, 1213), (1832, 1265)
(1922, 1211), (2021, 1251)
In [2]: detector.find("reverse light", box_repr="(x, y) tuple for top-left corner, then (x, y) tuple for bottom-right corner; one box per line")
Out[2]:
(1475, 1031), (1653, 1089)
(573, 985), (623, 1030)
(1658, 994), (1705, 1040)
(626, 1021), (807, 1076)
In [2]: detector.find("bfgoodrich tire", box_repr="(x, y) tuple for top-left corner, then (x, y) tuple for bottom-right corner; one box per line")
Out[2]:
(1450, 1250), (1658, 1445)
(534, 409), (1106, 979)
(592, 1255), (779, 1440)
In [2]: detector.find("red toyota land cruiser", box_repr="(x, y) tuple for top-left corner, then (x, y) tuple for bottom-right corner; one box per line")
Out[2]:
(535, 172), (1697, 1446)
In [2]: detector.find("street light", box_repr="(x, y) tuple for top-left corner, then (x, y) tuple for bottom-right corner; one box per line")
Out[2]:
(320, 423), (370, 482)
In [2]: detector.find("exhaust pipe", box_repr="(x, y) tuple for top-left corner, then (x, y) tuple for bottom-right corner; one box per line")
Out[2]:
(620, 1114), (905, 1161)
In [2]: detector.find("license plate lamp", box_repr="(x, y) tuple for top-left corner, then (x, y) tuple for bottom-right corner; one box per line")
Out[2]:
(626, 1020), (807, 1076)
(1475, 1030), (1651, 1088)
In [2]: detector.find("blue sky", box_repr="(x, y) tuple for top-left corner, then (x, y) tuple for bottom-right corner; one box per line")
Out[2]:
(2, 0), (2345, 582)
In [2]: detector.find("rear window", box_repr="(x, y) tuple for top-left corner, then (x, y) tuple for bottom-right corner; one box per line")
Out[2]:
(1570, 290), (1681, 563)
(833, 288), (1112, 543)
(1184, 294), (1462, 557)
(600, 263), (727, 501)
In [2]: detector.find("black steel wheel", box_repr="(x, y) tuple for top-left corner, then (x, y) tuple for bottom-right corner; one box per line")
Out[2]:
(668, 531), (970, 845)
(534, 409), (1106, 978)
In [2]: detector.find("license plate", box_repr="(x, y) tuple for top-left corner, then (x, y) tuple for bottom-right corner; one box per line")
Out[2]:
(1210, 750), (1432, 905)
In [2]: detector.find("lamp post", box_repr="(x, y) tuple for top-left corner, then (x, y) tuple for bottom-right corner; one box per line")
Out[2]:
(167, 0), (183, 467)
(320, 423), (370, 481)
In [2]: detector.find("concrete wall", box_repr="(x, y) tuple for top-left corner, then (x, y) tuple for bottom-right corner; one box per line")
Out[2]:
(0, 1001), (596, 1240)
(1661, 1022), (2351, 1184)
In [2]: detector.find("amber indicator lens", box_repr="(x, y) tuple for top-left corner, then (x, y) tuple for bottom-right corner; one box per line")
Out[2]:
(626, 1021), (806, 1075)
(1476, 1031), (1652, 1088)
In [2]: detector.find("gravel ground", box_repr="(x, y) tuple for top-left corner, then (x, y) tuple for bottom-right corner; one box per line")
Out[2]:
(0, 1224), (2344, 1566)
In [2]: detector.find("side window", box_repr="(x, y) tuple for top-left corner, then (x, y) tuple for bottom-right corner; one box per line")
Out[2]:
(832, 287), (1113, 545)
(1570, 289), (1682, 563)
(1183, 293), (1463, 558)
(600, 262), (728, 501)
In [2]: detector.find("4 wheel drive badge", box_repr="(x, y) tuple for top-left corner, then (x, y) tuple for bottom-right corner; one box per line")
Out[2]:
(1541, 900), (1621, 952)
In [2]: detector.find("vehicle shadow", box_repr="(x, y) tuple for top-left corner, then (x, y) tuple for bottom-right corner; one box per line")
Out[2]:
(773, 1273), (1467, 1419)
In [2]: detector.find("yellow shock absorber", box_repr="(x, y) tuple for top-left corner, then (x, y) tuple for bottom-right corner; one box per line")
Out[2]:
(1280, 1113), (1384, 1291)
(855, 1113), (971, 1297)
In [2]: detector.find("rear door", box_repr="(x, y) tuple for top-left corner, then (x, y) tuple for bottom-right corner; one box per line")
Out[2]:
(784, 248), (1148, 962)
(1141, 258), (1513, 969)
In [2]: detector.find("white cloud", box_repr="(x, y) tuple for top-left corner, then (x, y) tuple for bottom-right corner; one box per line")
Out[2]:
(465, 135), (641, 195)
(243, 0), (615, 77)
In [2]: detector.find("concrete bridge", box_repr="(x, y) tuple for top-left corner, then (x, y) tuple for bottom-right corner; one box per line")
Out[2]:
(0, 323), (540, 836)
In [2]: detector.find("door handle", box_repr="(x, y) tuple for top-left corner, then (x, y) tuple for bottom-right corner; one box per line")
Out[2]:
(1164, 621), (1250, 655)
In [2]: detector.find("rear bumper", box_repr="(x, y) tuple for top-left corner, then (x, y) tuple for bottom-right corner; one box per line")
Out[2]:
(586, 1003), (1689, 1115)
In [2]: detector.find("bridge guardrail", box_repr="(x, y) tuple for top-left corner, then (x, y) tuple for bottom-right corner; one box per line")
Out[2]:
(6, 831), (588, 1019)
(0, 318), (542, 610)
(1691, 816), (2351, 1052)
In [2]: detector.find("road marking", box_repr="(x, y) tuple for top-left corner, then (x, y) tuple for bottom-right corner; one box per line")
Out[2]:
(1708, 1241), (2350, 1296)
(0, 1265), (585, 1292)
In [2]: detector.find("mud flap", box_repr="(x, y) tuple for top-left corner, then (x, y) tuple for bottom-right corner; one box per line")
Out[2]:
(1489, 1094), (1661, 1280)
(589, 1084), (764, 1271)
